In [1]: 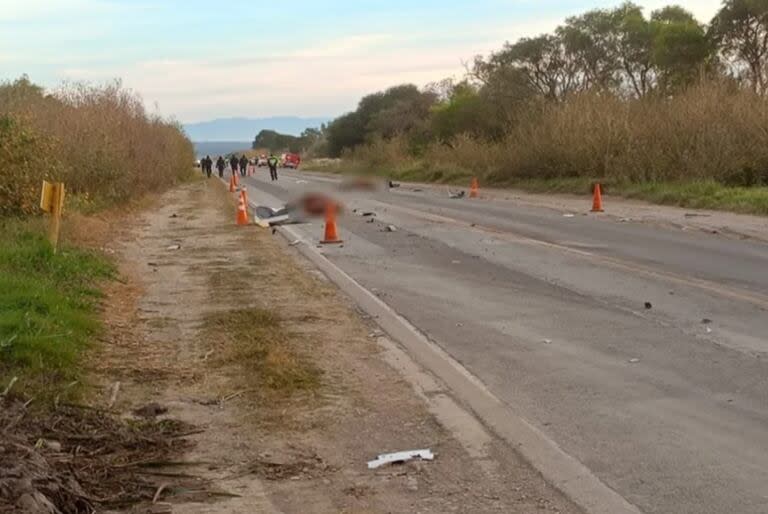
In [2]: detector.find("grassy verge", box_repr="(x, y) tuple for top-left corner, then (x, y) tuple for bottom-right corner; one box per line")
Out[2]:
(0, 219), (114, 399)
(204, 308), (321, 398)
(308, 159), (768, 216)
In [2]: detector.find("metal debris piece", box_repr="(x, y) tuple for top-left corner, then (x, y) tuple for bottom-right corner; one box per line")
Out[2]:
(367, 449), (435, 469)
(385, 225), (397, 232)
(448, 190), (466, 199)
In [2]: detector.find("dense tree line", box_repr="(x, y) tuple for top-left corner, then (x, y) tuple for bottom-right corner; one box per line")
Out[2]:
(324, 0), (768, 157)
(252, 127), (324, 154)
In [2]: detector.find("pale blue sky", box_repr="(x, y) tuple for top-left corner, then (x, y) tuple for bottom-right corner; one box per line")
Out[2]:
(0, 0), (722, 122)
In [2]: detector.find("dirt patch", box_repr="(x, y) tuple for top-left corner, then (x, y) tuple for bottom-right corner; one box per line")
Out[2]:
(77, 179), (581, 513)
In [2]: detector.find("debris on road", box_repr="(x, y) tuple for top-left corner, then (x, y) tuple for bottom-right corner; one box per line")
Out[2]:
(289, 240), (302, 246)
(629, 358), (641, 364)
(166, 244), (181, 251)
(563, 214), (576, 218)
(702, 318), (712, 324)
(367, 449), (435, 469)
(296, 180), (308, 184)
(449, 190), (466, 199)
(388, 181), (401, 188)
(543, 339), (553, 344)
(385, 225), (397, 232)
(644, 302), (653, 310)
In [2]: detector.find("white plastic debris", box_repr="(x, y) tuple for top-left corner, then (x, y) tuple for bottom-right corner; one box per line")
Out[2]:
(166, 244), (181, 251)
(629, 358), (641, 363)
(367, 449), (434, 469)
(385, 225), (397, 232)
(562, 214), (576, 218)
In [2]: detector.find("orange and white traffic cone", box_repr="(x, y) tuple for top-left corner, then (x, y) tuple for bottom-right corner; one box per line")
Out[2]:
(240, 186), (248, 207)
(236, 196), (249, 226)
(229, 175), (236, 193)
(320, 201), (343, 244)
(469, 177), (479, 199)
(591, 183), (604, 212)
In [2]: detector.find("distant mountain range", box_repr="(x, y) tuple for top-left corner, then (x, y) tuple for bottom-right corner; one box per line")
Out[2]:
(193, 141), (252, 158)
(184, 116), (331, 142)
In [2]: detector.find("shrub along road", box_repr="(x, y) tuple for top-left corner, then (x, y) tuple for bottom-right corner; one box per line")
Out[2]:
(240, 168), (768, 514)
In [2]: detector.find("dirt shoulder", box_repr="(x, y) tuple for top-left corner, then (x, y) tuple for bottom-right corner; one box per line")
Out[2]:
(90, 179), (581, 513)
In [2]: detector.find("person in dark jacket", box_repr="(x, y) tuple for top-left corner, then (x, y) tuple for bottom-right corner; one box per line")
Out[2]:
(239, 155), (248, 177)
(204, 155), (212, 178)
(229, 155), (239, 176)
(216, 156), (226, 178)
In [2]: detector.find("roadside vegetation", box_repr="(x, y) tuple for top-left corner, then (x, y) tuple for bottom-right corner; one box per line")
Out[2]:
(312, 1), (768, 215)
(0, 76), (194, 399)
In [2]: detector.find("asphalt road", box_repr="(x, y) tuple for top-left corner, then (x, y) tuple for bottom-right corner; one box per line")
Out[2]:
(240, 169), (768, 514)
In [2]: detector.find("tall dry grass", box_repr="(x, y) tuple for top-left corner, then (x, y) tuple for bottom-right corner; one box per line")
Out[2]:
(346, 81), (768, 189)
(0, 77), (194, 216)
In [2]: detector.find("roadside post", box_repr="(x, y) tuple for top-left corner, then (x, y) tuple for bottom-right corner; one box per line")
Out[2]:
(40, 180), (65, 252)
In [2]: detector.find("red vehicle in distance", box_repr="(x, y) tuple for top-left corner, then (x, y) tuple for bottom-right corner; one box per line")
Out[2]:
(282, 153), (301, 169)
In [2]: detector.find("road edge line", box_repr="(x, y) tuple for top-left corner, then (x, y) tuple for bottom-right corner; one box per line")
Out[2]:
(275, 222), (643, 514)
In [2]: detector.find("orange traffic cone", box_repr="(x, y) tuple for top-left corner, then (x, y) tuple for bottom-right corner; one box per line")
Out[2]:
(469, 177), (479, 199)
(233, 173), (239, 188)
(236, 196), (249, 226)
(321, 201), (343, 244)
(240, 186), (248, 207)
(229, 175), (236, 192)
(591, 183), (604, 212)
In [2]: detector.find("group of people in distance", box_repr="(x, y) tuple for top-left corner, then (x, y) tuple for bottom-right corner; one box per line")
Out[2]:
(199, 153), (280, 181)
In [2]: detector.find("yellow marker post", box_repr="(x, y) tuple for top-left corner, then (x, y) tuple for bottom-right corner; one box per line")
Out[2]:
(40, 181), (65, 252)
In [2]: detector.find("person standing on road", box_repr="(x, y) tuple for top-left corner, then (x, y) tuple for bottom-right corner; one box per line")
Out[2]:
(229, 155), (239, 177)
(204, 155), (213, 178)
(267, 153), (279, 181)
(239, 155), (248, 177)
(216, 156), (226, 178)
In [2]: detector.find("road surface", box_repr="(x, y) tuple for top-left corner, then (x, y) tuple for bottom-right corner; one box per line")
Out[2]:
(238, 169), (768, 514)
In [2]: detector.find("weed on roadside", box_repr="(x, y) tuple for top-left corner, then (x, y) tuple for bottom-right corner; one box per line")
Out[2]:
(203, 308), (322, 401)
(0, 220), (114, 399)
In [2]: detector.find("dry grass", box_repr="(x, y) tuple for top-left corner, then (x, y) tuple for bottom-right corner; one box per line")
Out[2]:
(334, 80), (768, 214)
(0, 77), (194, 216)
(203, 308), (322, 400)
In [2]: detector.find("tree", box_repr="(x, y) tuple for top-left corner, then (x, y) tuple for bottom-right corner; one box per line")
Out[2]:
(614, 2), (657, 96)
(476, 34), (580, 101)
(651, 6), (711, 92)
(711, 0), (768, 93)
(557, 7), (623, 91)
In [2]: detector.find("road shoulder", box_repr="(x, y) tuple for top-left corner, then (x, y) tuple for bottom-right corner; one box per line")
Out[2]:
(94, 179), (581, 513)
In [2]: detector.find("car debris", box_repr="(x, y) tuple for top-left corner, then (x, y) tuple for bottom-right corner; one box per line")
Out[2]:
(629, 358), (641, 364)
(448, 190), (466, 199)
(367, 449), (435, 469)
(166, 244), (181, 251)
(562, 214), (576, 218)
(385, 225), (397, 232)
(644, 302), (653, 310)
(388, 181), (401, 188)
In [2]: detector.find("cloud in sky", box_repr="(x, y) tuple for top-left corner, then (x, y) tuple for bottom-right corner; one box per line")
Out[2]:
(1, 0), (724, 122)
